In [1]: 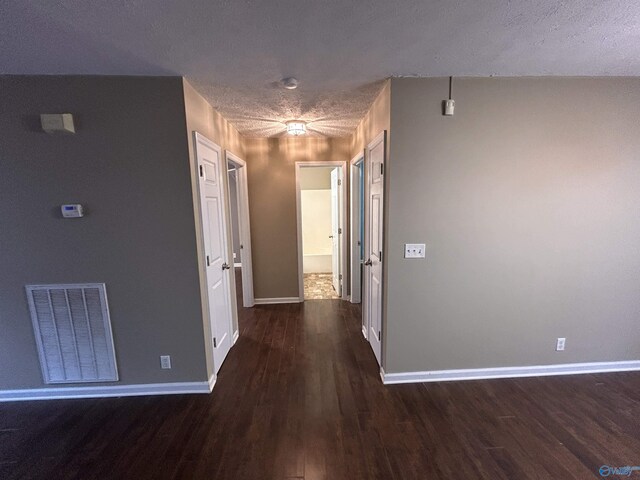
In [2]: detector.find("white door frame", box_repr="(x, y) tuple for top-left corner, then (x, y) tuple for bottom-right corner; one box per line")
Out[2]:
(295, 161), (348, 301)
(193, 132), (235, 374)
(225, 151), (255, 308)
(349, 152), (365, 306)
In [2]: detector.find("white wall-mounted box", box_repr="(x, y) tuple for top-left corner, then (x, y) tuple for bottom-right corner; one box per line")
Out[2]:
(41, 113), (75, 134)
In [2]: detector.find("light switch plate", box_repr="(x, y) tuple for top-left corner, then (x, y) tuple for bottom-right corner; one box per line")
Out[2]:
(404, 244), (426, 258)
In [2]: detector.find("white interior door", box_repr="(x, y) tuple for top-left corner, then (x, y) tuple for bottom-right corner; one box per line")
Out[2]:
(364, 132), (385, 366)
(350, 157), (364, 305)
(330, 168), (341, 295)
(195, 133), (233, 374)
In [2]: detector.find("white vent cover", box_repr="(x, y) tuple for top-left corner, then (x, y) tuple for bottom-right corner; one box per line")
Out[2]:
(25, 283), (118, 384)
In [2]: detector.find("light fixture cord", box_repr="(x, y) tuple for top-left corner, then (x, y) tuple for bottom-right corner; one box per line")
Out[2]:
(449, 76), (453, 100)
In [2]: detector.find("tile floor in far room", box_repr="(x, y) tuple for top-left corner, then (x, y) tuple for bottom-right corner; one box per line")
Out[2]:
(304, 273), (340, 299)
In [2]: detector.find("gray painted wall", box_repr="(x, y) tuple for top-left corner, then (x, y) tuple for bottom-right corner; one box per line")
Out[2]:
(385, 77), (640, 373)
(0, 75), (208, 389)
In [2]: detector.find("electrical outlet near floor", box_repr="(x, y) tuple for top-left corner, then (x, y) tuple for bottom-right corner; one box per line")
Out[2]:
(160, 355), (172, 369)
(556, 338), (566, 351)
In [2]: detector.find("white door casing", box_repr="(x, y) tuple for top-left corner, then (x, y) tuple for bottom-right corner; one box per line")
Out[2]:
(364, 132), (386, 366)
(337, 166), (345, 299)
(194, 133), (234, 374)
(330, 168), (341, 295)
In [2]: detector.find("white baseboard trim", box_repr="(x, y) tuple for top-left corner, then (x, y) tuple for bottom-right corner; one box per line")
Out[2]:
(208, 373), (216, 392)
(381, 360), (640, 385)
(0, 380), (213, 402)
(233, 330), (239, 344)
(254, 297), (302, 305)
(361, 325), (367, 339)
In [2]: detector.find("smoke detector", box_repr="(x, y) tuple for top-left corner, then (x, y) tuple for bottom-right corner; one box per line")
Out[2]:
(281, 77), (299, 90)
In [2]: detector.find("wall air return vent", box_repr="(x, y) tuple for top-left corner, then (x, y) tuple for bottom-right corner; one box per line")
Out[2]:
(25, 284), (118, 384)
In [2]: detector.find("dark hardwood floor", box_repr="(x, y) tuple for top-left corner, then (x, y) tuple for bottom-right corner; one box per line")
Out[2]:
(1, 296), (639, 479)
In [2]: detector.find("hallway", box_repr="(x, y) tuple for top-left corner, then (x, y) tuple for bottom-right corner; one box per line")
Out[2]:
(1, 300), (640, 479)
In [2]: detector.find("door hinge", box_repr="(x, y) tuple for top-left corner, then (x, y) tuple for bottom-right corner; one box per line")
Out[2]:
(213, 337), (217, 348)
(338, 227), (342, 235)
(199, 165), (203, 177)
(380, 163), (384, 176)
(339, 274), (343, 280)
(206, 255), (210, 266)
(338, 179), (342, 186)
(379, 330), (381, 340)
(240, 244), (244, 249)
(379, 250), (383, 262)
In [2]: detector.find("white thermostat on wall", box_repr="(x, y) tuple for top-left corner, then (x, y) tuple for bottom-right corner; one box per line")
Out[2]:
(61, 204), (84, 218)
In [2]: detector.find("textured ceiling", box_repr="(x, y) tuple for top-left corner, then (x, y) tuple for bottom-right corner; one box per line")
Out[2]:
(2, 1), (640, 137)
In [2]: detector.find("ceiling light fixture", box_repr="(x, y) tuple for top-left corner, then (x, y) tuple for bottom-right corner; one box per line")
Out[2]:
(286, 121), (307, 136)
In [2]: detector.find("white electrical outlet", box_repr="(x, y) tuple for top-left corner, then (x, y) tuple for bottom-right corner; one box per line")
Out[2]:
(160, 355), (172, 369)
(404, 244), (426, 259)
(556, 338), (566, 351)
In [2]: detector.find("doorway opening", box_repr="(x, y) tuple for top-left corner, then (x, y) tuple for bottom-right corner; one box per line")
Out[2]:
(350, 153), (365, 305)
(295, 162), (347, 301)
(225, 151), (255, 311)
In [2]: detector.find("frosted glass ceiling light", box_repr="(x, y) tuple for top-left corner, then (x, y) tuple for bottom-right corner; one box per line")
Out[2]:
(286, 121), (307, 136)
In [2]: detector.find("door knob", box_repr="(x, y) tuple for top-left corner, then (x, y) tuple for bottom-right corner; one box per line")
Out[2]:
(222, 263), (231, 270)
(364, 259), (372, 266)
